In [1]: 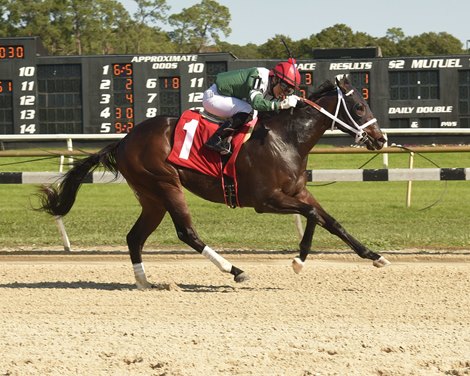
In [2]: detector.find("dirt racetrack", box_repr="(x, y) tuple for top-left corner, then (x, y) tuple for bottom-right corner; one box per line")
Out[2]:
(0, 250), (469, 376)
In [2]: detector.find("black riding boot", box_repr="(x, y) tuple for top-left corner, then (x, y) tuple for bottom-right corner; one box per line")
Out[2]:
(204, 112), (252, 155)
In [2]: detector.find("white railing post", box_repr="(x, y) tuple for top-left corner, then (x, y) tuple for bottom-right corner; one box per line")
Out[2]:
(293, 214), (304, 240)
(406, 151), (415, 208)
(382, 133), (389, 168)
(66, 138), (74, 167)
(55, 215), (71, 252)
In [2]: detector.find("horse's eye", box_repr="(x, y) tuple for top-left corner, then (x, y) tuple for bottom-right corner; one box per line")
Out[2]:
(354, 104), (365, 116)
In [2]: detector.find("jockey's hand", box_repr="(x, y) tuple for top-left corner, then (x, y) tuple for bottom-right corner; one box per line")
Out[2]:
(279, 95), (299, 110)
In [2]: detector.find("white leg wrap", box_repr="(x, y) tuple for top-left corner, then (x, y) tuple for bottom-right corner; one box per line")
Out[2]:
(202, 246), (232, 273)
(133, 262), (152, 289)
(133, 262), (146, 277)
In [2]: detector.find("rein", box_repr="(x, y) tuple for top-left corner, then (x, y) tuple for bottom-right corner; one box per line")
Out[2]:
(300, 87), (377, 145)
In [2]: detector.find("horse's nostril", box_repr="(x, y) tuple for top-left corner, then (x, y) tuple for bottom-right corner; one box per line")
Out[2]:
(375, 139), (385, 150)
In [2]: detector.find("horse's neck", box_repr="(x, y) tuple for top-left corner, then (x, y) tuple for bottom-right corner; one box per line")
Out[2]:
(294, 95), (337, 156)
(256, 93), (337, 158)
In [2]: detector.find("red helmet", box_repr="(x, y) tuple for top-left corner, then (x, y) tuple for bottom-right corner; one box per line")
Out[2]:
(271, 58), (301, 89)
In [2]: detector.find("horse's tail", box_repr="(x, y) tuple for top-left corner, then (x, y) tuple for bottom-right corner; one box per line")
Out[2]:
(37, 141), (120, 217)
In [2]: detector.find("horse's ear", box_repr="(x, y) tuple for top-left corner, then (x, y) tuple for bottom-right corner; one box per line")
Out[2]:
(335, 75), (342, 86)
(335, 74), (350, 90)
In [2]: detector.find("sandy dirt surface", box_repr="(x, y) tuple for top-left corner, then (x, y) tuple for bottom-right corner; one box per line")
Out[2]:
(0, 250), (469, 376)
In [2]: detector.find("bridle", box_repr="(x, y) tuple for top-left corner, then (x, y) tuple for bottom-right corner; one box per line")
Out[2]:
(301, 87), (378, 145)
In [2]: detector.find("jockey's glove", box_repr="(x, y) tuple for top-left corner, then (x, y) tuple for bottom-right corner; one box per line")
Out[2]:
(279, 95), (300, 110)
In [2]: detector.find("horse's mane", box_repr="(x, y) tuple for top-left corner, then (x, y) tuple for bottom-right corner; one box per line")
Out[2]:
(308, 80), (336, 100)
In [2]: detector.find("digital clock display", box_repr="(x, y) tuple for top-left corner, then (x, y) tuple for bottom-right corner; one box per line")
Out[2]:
(0, 45), (25, 59)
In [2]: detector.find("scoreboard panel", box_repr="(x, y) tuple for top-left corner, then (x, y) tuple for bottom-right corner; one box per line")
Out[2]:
(1, 36), (469, 135)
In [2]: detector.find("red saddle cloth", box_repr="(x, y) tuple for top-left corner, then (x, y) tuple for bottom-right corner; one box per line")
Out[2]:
(167, 110), (256, 205)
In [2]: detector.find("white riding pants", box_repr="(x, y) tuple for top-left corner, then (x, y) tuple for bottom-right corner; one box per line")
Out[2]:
(202, 84), (256, 119)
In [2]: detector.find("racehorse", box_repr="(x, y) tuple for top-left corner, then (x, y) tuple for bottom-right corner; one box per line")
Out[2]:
(38, 76), (390, 290)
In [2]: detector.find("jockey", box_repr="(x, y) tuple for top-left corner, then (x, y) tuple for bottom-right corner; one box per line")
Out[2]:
(202, 58), (301, 155)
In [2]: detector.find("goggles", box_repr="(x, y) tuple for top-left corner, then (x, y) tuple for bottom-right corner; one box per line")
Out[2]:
(279, 80), (295, 95)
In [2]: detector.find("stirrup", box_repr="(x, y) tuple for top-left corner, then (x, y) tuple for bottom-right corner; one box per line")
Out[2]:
(219, 140), (232, 155)
(205, 139), (232, 155)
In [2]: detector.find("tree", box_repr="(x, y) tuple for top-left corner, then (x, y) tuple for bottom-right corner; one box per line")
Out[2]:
(121, 0), (172, 54)
(66, 0), (135, 55)
(1, 0), (467, 57)
(0, 0), (11, 36)
(296, 35), (321, 59)
(315, 24), (356, 48)
(258, 35), (297, 59)
(168, 0), (231, 53)
(217, 42), (262, 59)
(119, 23), (177, 54)
(5, 0), (67, 52)
(405, 32), (463, 55)
(133, 0), (169, 26)
(385, 27), (406, 44)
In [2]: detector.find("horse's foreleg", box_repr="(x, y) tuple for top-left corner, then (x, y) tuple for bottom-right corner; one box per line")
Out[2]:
(319, 210), (391, 267)
(292, 211), (318, 273)
(259, 190), (319, 274)
(127, 198), (167, 290)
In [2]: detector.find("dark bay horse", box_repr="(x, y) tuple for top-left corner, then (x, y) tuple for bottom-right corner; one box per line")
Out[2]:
(38, 76), (390, 289)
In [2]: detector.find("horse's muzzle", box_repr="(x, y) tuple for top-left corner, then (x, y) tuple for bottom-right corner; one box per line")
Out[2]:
(366, 135), (386, 150)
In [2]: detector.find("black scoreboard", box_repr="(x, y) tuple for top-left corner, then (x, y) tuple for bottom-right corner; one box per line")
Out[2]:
(1, 36), (470, 135)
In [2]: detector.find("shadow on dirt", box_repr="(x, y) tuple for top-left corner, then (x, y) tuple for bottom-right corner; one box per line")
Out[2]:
(0, 281), (136, 290)
(0, 281), (285, 292)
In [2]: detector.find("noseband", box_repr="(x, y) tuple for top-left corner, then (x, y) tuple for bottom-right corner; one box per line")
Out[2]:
(301, 87), (377, 145)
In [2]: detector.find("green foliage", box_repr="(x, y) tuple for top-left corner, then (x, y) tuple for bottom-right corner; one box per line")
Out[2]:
(0, 1), (466, 56)
(133, 0), (169, 25)
(258, 35), (296, 59)
(216, 42), (261, 58)
(168, 0), (231, 53)
(314, 24), (367, 48)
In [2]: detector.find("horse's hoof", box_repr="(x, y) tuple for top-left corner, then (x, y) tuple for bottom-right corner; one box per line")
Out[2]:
(373, 256), (391, 268)
(234, 272), (250, 283)
(292, 257), (305, 274)
(135, 280), (155, 290)
(136, 284), (153, 291)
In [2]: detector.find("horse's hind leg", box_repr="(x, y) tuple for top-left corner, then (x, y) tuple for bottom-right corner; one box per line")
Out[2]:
(164, 186), (249, 282)
(127, 197), (167, 289)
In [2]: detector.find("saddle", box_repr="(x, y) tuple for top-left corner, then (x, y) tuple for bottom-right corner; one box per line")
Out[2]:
(167, 109), (256, 207)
